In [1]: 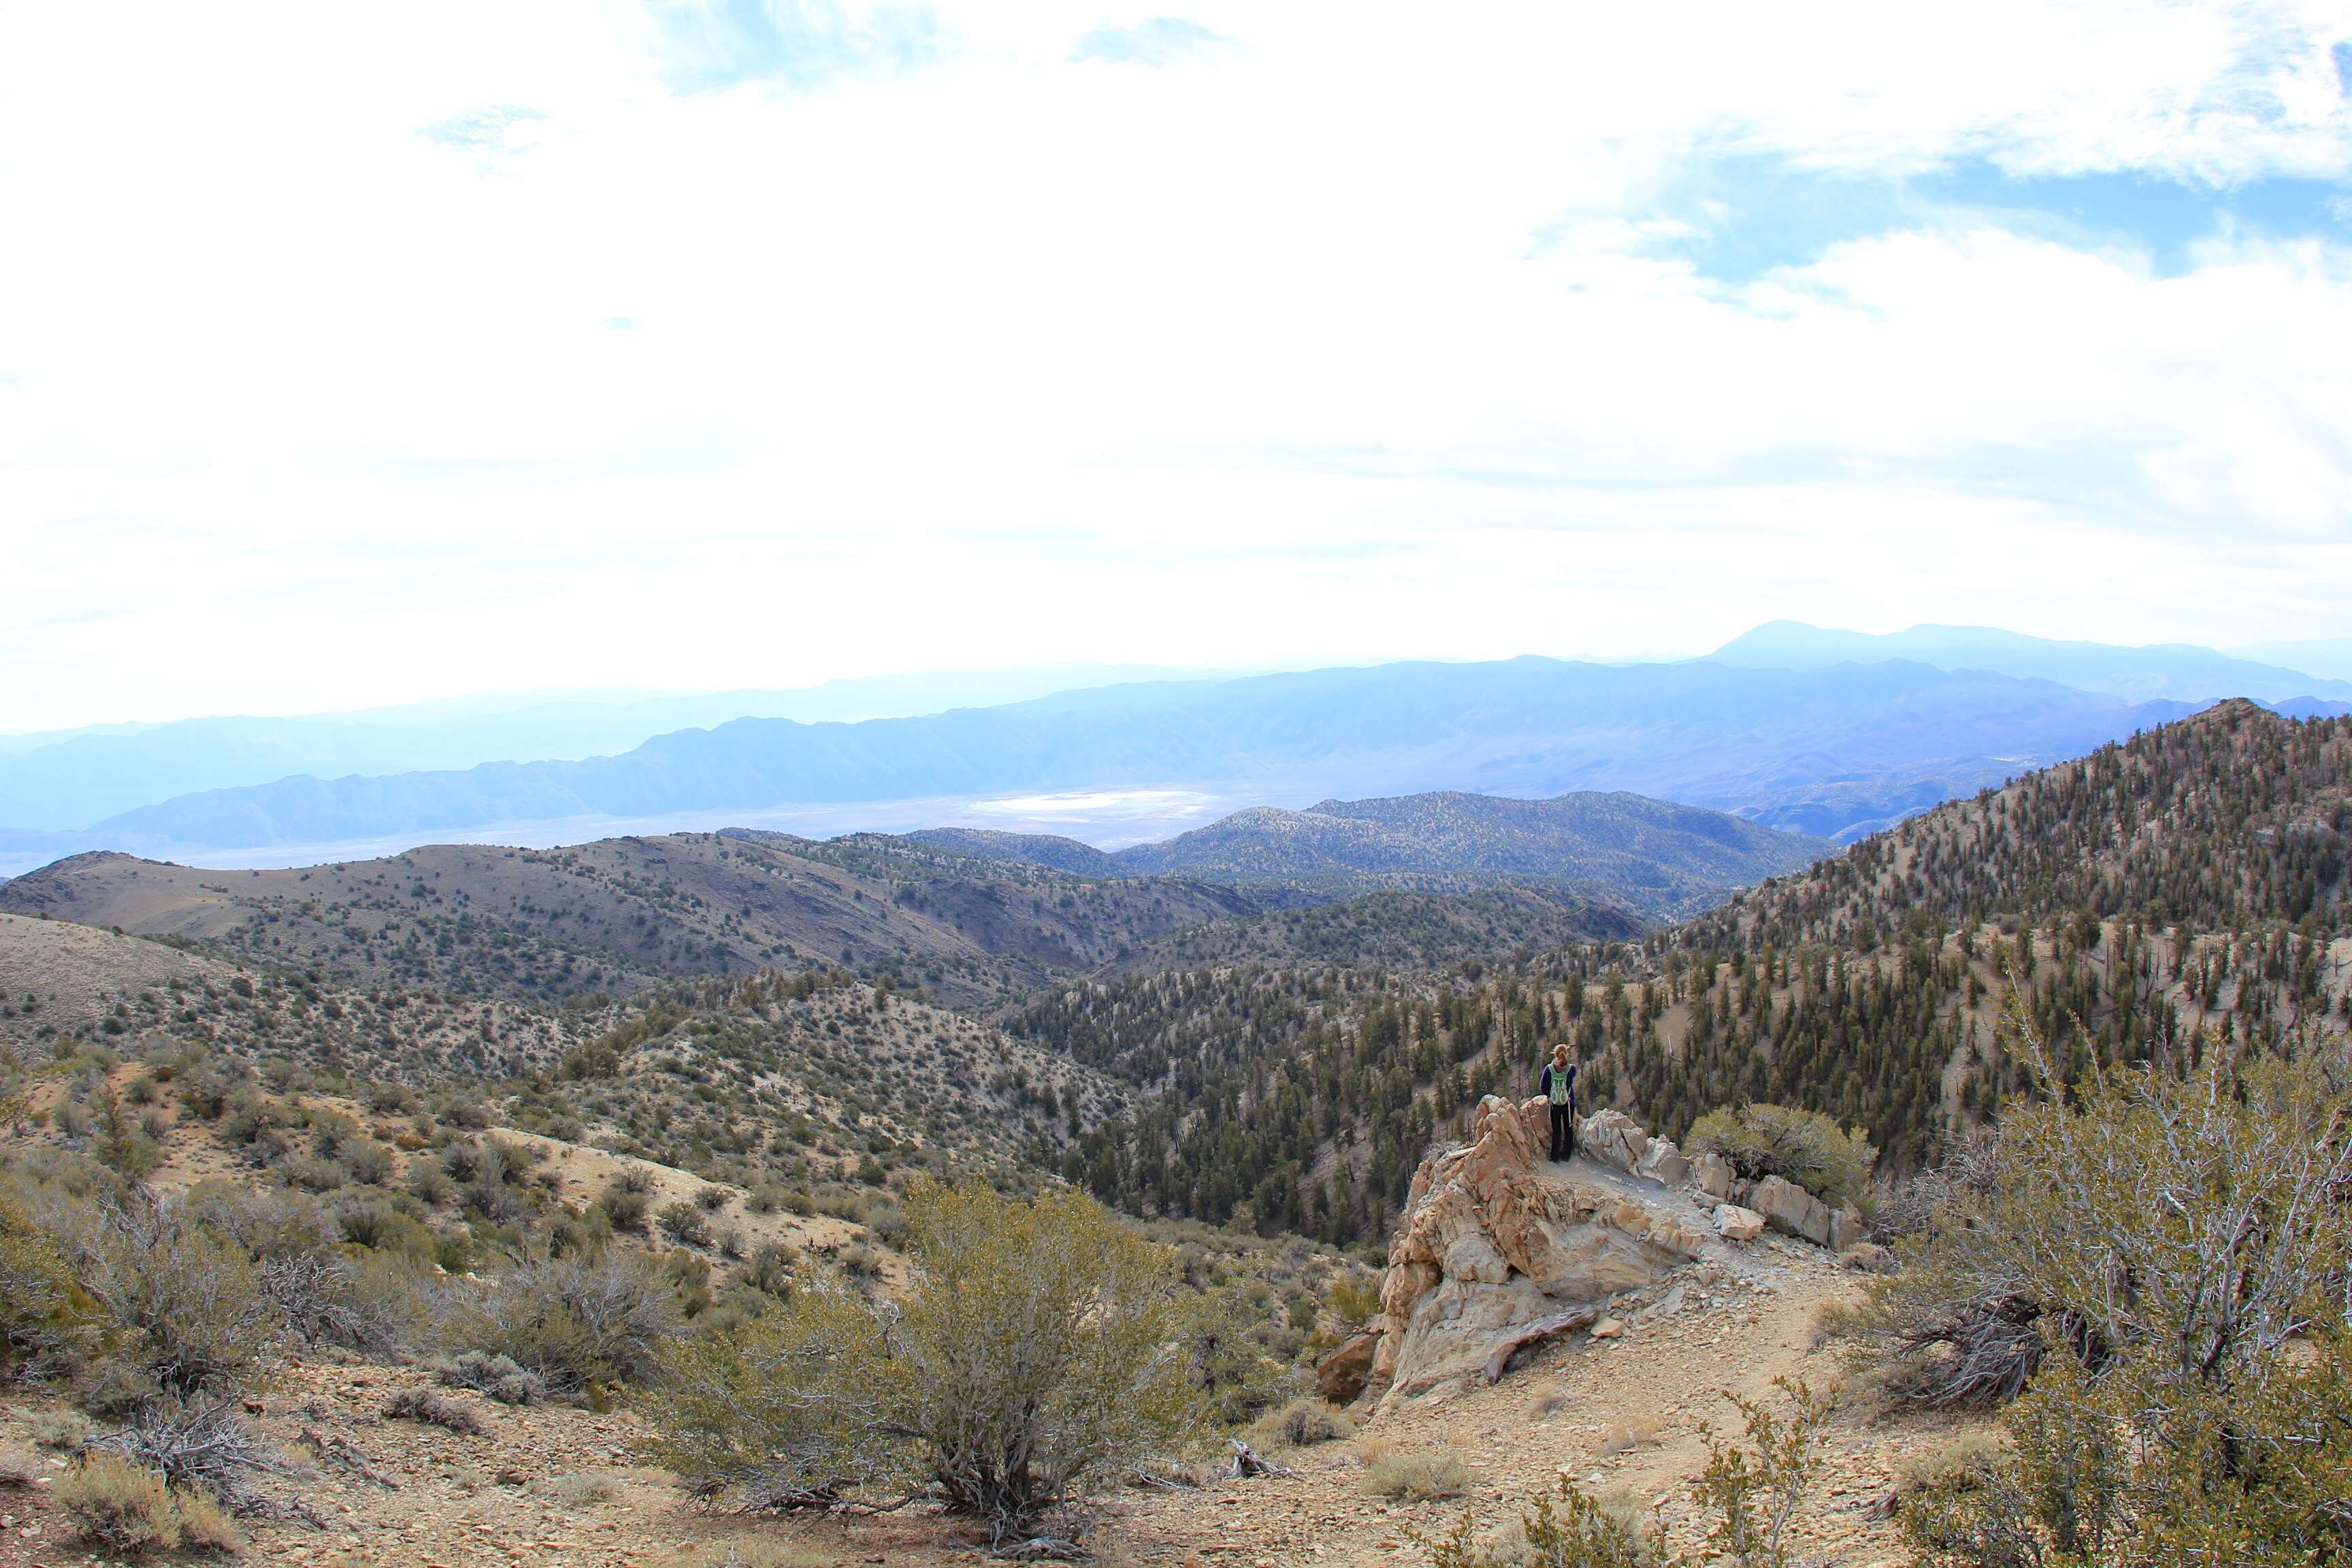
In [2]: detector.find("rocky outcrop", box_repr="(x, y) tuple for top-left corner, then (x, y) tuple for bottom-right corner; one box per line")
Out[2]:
(1750, 1176), (1865, 1252)
(1372, 1096), (1709, 1404)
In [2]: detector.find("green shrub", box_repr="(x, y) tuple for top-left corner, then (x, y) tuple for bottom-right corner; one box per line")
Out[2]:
(1420, 1479), (1654, 1568)
(46, 1190), (275, 1395)
(441, 1252), (678, 1394)
(1871, 1004), (2352, 1565)
(656, 1200), (710, 1247)
(1684, 1103), (1876, 1207)
(598, 1178), (651, 1233)
(0, 1186), (96, 1376)
(741, 1242), (796, 1297)
(647, 1179), (1199, 1523)
(1687, 1379), (1833, 1568)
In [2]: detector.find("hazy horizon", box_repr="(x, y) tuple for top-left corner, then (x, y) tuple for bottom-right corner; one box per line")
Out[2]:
(6, 3), (2349, 734)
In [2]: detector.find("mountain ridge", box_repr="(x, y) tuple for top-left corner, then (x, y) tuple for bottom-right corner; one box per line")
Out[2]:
(13, 655), (2214, 872)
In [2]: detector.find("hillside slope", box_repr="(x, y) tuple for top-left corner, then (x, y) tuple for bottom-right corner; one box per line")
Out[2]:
(1116, 790), (1827, 913)
(0, 832), (1275, 1006)
(1051, 704), (2352, 1242)
(0, 913), (1114, 1192)
(1695, 698), (2350, 945)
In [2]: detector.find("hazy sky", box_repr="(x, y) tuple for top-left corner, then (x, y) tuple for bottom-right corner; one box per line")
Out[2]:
(5, 2), (2350, 732)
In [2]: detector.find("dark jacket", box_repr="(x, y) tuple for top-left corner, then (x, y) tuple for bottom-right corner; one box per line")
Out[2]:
(1540, 1060), (1577, 1107)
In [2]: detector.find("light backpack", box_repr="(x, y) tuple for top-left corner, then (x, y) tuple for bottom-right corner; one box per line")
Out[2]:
(1547, 1062), (1574, 1105)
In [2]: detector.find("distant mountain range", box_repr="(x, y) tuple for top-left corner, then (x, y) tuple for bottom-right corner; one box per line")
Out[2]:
(0, 655), (2207, 871)
(3, 624), (2345, 878)
(0, 662), (1223, 830)
(1712, 621), (2352, 705)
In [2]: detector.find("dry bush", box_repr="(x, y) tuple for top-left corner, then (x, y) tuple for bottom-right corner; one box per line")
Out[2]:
(1247, 1396), (1355, 1451)
(1891, 1429), (2011, 1499)
(438, 1252), (679, 1395)
(56, 1454), (181, 1552)
(172, 1484), (244, 1552)
(1362, 1448), (1471, 1502)
(190, 1181), (418, 1352)
(429, 1350), (549, 1405)
(551, 1470), (616, 1506)
(0, 1450), (41, 1488)
(1599, 1419), (1661, 1454)
(44, 1188), (276, 1396)
(384, 1386), (490, 1436)
(1524, 1382), (1573, 1420)
(29, 1406), (99, 1449)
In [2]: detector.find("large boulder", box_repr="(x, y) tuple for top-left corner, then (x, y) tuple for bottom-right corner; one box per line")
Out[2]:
(1579, 1109), (1649, 1174)
(1373, 1097), (1707, 1404)
(1712, 1203), (1765, 1241)
(1635, 1137), (1690, 1188)
(1315, 1333), (1380, 1403)
(1751, 1175), (1834, 1247)
(1692, 1151), (1736, 1200)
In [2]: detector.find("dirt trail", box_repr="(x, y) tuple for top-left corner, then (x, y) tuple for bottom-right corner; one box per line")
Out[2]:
(1105, 1241), (1961, 1568)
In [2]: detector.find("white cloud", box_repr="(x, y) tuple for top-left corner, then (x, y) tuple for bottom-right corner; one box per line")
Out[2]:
(0, 1), (2348, 730)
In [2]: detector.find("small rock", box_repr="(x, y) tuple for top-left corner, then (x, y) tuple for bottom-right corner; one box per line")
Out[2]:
(1590, 1318), (1624, 1340)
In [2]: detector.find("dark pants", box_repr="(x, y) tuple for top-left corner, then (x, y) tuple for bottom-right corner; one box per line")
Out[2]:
(1550, 1103), (1576, 1161)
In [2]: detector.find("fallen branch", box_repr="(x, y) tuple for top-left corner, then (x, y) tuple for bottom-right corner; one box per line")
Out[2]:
(1226, 1439), (1294, 1479)
(297, 1427), (399, 1490)
(987, 1537), (1089, 1562)
(91, 1398), (324, 1526)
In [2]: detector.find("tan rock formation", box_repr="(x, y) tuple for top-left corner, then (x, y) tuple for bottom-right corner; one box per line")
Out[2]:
(1373, 1096), (1708, 1404)
(1693, 1149), (1736, 1200)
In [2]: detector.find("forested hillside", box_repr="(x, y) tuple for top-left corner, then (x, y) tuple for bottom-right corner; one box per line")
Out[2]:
(1047, 704), (2352, 1246)
(941, 789), (1829, 917)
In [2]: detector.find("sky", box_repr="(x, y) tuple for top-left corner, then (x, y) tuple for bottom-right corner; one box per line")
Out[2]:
(3, 1), (2350, 733)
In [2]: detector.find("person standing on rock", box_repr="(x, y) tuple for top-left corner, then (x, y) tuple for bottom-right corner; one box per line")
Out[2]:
(1541, 1042), (1578, 1162)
